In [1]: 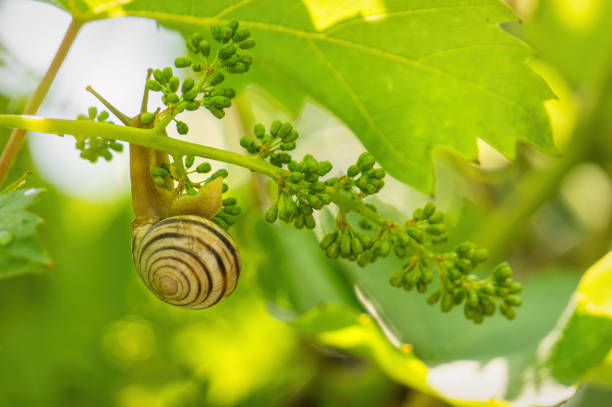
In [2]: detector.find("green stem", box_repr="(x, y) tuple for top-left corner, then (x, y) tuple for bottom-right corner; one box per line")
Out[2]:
(0, 113), (394, 228)
(0, 18), (83, 186)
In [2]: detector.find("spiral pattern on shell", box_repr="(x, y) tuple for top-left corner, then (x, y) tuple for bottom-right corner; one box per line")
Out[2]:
(131, 215), (241, 309)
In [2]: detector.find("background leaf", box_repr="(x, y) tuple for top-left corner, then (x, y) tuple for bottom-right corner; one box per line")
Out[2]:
(0, 188), (50, 278)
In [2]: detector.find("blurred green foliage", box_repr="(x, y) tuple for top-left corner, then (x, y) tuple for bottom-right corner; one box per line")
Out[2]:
(1, 0), (612, 406)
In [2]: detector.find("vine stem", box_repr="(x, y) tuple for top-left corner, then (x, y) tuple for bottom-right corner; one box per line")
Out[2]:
(0, 18), (83, 186)
(0, 113), (389, 227)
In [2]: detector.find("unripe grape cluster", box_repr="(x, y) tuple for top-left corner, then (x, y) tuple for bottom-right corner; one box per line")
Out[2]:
(142, 21), (255, 135)
(75, 107), (123, 163)
(240, 118), (521, 324)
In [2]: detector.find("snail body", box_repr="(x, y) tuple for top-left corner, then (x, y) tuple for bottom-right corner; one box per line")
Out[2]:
(132, 215), (241, 309)
(129, 117), (240, 310)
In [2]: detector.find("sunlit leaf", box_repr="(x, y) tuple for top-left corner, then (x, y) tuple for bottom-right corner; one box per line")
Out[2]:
(42, 0), (554, 193)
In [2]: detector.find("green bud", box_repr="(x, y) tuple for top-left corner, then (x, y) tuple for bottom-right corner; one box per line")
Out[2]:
(304, 214), (315, 229)
(196, 162), (212, 173)
(183, 88), (198, 101)
(509, 282), (523, 294)
(412, 208), (423, 220)
(319, 233), (337, 250)
(208, 72), (225, 85)
(110, 142), (123, 152)
(427, 289), (442, 305)
(293, 214), (305, 229)
(211, 169), (229, 179)
(441, 293), (454, 312)
(371, 168), (385, 179)
(378, 240), (391, 257)
(469, 248), (489, 264)
(500, 304), (516, 320)
(506, 295), (523, 307)
(278, 122), (293, 139)
(163, 67), (173, 81)
(223, 206), (241, 216)
(140, 112), (156, 124)
(238, 39), (255, 49)
(153, 69), (165, 83)
(340, 233), (351, 257)
(219, 43), (236, 59)
(222, 198), (237, 207)
(428, 211), (444, 224)
(212, 216), (229, 230)
(176, 121), (188, 135)
(97, 110), (109, 121)
(227, 18), (239, 30)
(389, 271), (404, 287)
(185, 101), (200, 111)
(181, 77), (195, 93)
(493, 262), (512, 281)
(308, 195), (323, 210)
(325, 178), (338, 186)
(210, 96), (231, 109)
(318, 193), (331, 205)
(265, 204), (278, 223)
(168, 76), (179, 92)
(174, 57), (191, 68)
(153, 176), (167, 188)
(233, 28), (250, 42)
(423, 202), (436, 219)
(280, 142), (296, 151)
(287, 172), (303, 183)
(222, 183), (229, 193)
(270, 120), (282, 136)
(455, 258), (472, 273)
(357, 251), (373, 267)
(357, 152), (375, 172)
(326, 242), (339, 259)
(150, 166), (170, 177)
(309, 181), (326, 193)
(481, 283), (495, 295)
(198, 40), (210, 57)
(351, 236), (364, 254)
(186, 185), (198, 196)
(453, 290), (466, 304)
(283, 129), (299, 142)
(184, 155), (195, 168)
(208, 106), (225, 119)
(237, 54), (253, 66)
(192, 63), (202, 72)
(210, 25), (223, 42)
(227, 63), (248, 73)
(456, 242), (476, 256)
(426, 224), (446, 236)
(166, 93), (179, 104)
(254, 123), (266, 138)
(88, 106), (97, 120)
(347, 165), (359, 177)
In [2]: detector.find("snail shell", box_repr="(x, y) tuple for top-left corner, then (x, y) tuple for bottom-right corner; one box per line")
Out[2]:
(131, 215), (241, 309)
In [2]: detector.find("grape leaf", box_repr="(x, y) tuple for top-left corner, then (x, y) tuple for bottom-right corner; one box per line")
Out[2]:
(0, 188), (51, 278)
(39, 0), (555, 194)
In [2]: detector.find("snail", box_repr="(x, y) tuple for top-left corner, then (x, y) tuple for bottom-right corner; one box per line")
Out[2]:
(129, 130), (241, 309)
